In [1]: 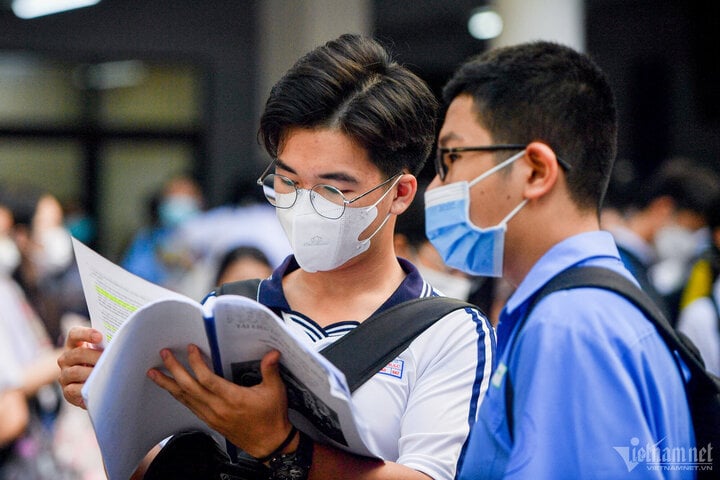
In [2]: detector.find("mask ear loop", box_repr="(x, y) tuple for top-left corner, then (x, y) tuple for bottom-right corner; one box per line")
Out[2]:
(369, 174), (404, 209)
(468, 150), (526, 188)
(467, 149), (528, 229)
(358, 175), (404, 244)
(499, 198), (528, 226)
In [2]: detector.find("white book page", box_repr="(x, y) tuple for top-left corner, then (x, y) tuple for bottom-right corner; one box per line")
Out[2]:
(81, 298), (217, 480)
(211, 295), (380, 458)
(71, 237), (188, 344)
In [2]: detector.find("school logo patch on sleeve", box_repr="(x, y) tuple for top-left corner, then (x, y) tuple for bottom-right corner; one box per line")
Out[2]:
(379, 359), (404, 379)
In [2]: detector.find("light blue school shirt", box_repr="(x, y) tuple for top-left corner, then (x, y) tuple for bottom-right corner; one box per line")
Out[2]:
(457, 231), (695, 479)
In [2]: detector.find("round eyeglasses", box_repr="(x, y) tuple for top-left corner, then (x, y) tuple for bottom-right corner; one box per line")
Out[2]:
(257, 171), (402, 220)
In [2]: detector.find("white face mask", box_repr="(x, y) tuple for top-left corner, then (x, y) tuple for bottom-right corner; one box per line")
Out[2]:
(654, 225), (697, 263)
(0, 235), (20, 275)
(276, 180), (398, 273)
(32, 226), (73, 277)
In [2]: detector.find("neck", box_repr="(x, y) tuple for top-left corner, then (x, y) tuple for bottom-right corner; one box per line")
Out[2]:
(293, 249), (403, 293)
(283, 232), (406, 325)
(504, 204), (600, 288)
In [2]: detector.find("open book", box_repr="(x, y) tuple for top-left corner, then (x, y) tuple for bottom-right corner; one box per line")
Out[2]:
(72, 238), (379, 480)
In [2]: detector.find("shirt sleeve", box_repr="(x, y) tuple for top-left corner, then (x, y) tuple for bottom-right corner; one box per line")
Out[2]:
(398, 307), (495, 480)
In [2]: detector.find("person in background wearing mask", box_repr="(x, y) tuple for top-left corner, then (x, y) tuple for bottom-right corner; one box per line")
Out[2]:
(163, 173), (293, 300)
(676, 193), (720, 376)
(645, 159), (719, 323)
(121, 173), (204, 288)
(0, 185), (81, 478)
(602, 157), (720, 324)
(59, 34), (495, 480)
(0, 203), (21, 277)
(0, 184), (84, 347)
(425, 41), (694, 478)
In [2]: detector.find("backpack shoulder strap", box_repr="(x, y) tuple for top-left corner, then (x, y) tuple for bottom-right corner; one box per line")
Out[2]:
(505, 266), (720, 439)
(216, 280), (475, 393)
(320, 296), (474, 392)
(216, 278), (262, 300)
(530, 267), (709, 375)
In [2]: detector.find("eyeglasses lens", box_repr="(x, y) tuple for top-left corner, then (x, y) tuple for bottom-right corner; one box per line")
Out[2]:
(261, 174), (296, 208)
(310, 185), (345, 219)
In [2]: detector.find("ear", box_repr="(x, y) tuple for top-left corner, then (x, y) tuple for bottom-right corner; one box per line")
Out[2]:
(390, 174), (417, 215)
(521, 142), (561, 200)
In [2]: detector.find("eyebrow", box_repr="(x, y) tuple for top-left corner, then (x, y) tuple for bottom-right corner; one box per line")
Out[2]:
(437, 132), (462, 147)
(275, 158), (359, 185)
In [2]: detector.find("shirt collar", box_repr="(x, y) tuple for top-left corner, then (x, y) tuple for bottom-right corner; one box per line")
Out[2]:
(504, 230), (623, 315)
(259, 255), (425, 315)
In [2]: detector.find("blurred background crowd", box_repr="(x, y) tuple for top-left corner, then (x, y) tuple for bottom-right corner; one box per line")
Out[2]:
(0, 0), (717, 478)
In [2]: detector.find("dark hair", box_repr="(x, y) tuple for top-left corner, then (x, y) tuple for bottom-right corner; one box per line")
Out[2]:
(643, 158), (719, 215)
(442, 41), (617, 214)
(394, 179), (430, 249)
(259, 33), (439, 177)
(215, 245), (271, 285)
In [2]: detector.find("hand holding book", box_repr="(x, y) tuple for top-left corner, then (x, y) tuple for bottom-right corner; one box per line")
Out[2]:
(146, 345), (294, 459)
(69, 238), (379, 480)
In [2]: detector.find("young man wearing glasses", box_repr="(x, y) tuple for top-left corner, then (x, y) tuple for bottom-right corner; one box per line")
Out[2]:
(58, 34), (495, 480)
(425, 41), (694, 478)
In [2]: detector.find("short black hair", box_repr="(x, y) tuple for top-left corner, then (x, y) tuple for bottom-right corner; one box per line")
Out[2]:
(442, 41), (618, 214)
(394, 179), (430, 249)
(259, 33), (439, 177)
(645, 158), (719, 215)
(215, 245), (271, 286)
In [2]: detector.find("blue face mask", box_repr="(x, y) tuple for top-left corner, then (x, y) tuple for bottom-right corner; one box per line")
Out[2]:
(424, 150), (527, 277)
(159, 196), (200, 228)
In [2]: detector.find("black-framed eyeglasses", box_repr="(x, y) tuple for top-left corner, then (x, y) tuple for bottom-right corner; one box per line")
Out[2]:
(256, 162), (402, 220)
(434, 144), (571, 181)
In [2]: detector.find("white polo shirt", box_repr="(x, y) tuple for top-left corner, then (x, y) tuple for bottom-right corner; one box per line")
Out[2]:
(230, 256), (495, 480)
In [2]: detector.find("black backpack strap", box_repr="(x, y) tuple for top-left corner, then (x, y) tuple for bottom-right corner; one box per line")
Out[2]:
(320, 296), (474, 392)
(505, 266), (720, 440)
(215, 279), (475, 393)
(216, 278), (262, 300)
(529, 267), (710, 374)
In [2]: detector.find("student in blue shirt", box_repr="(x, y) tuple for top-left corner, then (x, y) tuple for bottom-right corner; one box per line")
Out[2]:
(424, 41), (695, 478)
